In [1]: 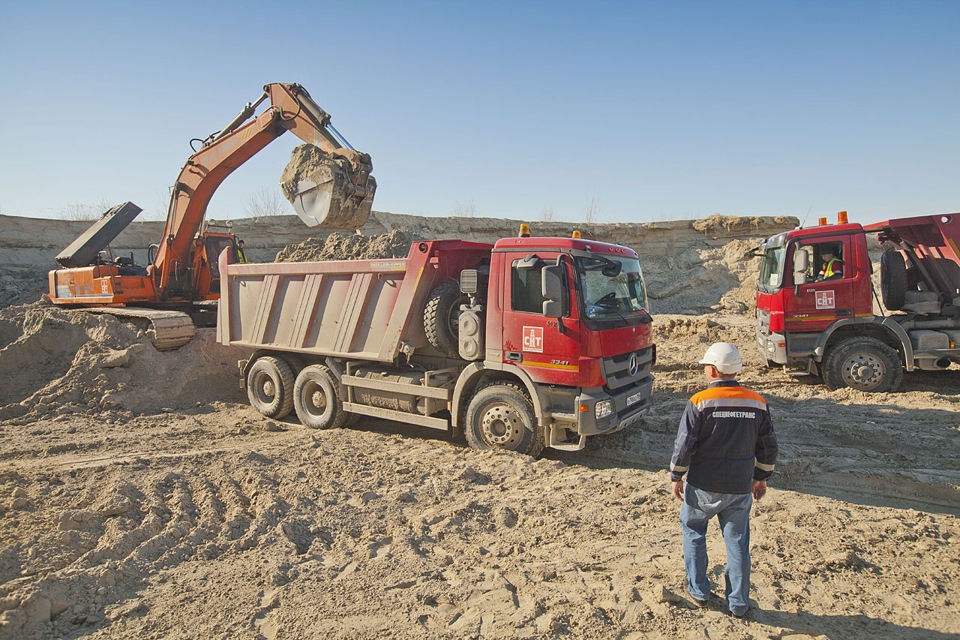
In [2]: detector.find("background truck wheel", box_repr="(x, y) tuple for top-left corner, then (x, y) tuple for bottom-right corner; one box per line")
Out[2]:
(294, 364), (348, 429)
(880, 251), (908, 311)
(823, 337), (903, 393)
(246, 356), (295, 419)
(425, 281), (466, 357)
(465, 383), (545, 457)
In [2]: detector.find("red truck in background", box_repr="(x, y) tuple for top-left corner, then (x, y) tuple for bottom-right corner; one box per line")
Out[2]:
(755, 211), (960, 392)
(218, 228), (655, 456)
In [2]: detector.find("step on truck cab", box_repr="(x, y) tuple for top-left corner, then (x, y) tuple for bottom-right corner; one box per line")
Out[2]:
(755, 211), (960, 392)
(218, 227), (656, 456)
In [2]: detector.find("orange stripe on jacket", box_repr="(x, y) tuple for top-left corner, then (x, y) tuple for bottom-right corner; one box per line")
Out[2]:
(690, 385), (767, 407)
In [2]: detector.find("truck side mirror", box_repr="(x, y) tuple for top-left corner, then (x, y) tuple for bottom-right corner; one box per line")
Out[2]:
(793, 250), (809, 286)
(542, 264), (564, 318)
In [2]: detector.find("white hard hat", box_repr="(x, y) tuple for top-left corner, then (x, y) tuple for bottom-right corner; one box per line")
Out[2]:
(699, 342), (743, 374)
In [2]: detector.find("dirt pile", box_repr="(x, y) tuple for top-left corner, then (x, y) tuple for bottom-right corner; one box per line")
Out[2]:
(275, 229), (425, 263)
(0, 303), (247, 422)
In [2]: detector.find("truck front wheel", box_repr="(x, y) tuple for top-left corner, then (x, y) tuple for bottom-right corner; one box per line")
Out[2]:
(823, 337), (903, 393)
(294, 364), (349, 429)
(465, 383), (545, 457)
(247, 356), (295, 419)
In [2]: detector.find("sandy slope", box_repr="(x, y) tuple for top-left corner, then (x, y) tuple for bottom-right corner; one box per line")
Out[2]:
(0, 216), (957, 639)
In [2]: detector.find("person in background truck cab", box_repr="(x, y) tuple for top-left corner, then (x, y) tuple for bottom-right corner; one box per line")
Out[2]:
(816, 246), (843, 281)
(236, 240), (250, 264)
(670, 342), (778, 619)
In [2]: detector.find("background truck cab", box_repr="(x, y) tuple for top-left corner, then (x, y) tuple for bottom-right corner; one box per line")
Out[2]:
(756, 211), (960, 392)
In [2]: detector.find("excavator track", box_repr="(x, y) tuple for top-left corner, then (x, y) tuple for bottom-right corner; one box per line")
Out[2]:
(81, 308), (196, 351)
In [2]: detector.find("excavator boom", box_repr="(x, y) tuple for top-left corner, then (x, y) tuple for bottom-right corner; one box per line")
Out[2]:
(154, 82), (376, 297)
(48, 82), (376, 350)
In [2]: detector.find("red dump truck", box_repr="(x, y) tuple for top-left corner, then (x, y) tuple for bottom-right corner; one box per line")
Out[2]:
(755, 211), (960, 392)
(217, 229), (655, 456)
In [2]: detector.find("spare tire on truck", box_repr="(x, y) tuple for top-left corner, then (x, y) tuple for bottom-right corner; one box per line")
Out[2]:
(424, 280), (467, 357)
(880, 251), (908, 311)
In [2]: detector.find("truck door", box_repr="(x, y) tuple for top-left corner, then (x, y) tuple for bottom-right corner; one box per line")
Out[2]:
(501, 255), (581, 386)
(786, 236), (856, 332)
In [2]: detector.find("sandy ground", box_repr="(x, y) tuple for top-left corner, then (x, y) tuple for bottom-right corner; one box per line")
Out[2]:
(0, 219), (958, 639)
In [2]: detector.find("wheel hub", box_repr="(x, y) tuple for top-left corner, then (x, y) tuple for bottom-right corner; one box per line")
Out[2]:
(481, 404), (523, 448)
(844, 354), (883, 389)
(310, 389), (327, 411)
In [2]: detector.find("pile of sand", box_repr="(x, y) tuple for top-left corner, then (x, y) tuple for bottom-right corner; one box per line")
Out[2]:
(0, 304), (246, 423)
(275, 229), (425, 263)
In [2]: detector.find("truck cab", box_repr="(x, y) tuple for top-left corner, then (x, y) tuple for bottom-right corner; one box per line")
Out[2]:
(756, 212), (960, 392)
(472, 235), (655, 448)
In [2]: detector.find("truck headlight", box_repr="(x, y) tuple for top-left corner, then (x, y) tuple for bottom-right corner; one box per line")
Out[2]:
(595, 399), (613, 419)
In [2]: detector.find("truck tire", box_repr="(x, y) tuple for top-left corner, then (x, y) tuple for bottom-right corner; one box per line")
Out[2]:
(880, 251), (908, 311)
(246, 356), (295, 419)
(294, 364), (348, 429)
(822, 337), (903, 393)
(465, 383), (545, 457)
(425, 281), (466, 357)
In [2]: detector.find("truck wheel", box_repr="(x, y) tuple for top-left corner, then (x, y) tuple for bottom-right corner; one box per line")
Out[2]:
(425, 281), (466, 357)
(823, 337), (903, 393)
(880, 251), (907, 311)
(246, 356), (295, 419)
(294, 364), (348, 429)
(465, 383), (545, 457)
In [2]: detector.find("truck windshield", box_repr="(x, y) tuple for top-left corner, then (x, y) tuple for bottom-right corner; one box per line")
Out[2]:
(758, 246), (786, 292)
(576, 255), (649, 326)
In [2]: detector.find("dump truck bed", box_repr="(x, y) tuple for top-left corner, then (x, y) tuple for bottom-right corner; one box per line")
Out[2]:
(217, 240), (493, 362)
(864, 213), (960, 299)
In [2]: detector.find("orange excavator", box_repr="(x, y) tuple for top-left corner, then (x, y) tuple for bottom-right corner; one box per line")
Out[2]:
(47, 83), (376, 349)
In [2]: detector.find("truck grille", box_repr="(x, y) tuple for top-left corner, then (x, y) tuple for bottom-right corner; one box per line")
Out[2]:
(602, 347), (654, 391)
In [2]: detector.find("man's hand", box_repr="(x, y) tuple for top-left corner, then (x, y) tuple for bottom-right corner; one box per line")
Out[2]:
(752, 480), (767, 500)
(672, 480), (684, 501)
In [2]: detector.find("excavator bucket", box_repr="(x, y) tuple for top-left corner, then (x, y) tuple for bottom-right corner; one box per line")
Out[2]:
(280, 144), (377, 230)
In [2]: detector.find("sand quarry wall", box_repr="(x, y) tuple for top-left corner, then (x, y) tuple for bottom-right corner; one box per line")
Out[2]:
(0, 211), (799, 313)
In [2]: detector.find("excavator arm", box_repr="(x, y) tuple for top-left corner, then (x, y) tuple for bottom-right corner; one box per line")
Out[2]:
(152, 82), (376, 297)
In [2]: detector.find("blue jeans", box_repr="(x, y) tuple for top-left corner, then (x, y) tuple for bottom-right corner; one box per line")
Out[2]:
(680, 485), (753, 613)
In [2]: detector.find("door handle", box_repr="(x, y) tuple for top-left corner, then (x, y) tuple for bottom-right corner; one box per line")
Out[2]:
(506, 351), (522, 362)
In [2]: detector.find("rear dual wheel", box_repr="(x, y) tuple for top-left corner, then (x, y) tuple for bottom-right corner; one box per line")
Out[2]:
(246, 356), (295, 419)
(294, 364), (349, 429)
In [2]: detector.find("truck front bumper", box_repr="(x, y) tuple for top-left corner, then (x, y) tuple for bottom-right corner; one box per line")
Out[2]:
(757, 329), (788, 365)
(576, 374), (654, 436)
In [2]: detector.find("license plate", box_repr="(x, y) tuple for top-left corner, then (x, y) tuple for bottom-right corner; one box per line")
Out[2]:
(626, 391), (643, 406)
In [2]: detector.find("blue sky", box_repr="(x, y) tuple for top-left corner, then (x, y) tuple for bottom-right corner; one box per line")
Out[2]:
(1, 1), (957, 226)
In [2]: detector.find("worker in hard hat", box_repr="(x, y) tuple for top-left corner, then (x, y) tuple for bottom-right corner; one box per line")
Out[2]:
(669, 342), (779, 619)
